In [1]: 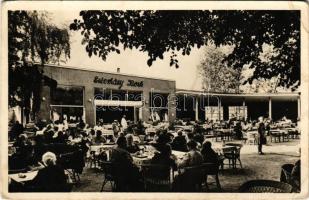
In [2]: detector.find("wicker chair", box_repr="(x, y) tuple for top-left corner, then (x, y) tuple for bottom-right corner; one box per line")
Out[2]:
(201, 163), (222, 191)
(239, 180), (293, 193)
(224, 143), (243, 169)
(141, 164), (173, 192)
(99, 161), (115, 192)
(174, 165), (205, 192)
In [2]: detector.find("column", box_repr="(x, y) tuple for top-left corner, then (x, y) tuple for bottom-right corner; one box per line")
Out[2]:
(268, 97), (272, 120)
(218, 98), (221, 120)
(195, 97), (199, 121)
(297, 96), (301, 120)
(84, 86), (95, 127)
(242, 99), (246, 121)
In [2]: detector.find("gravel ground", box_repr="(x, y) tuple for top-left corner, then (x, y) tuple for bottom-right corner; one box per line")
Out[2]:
(72, 140), (300, 193)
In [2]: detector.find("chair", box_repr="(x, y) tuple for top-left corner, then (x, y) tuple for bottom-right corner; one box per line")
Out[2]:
(99, 161), (115, 192)
(280, 164), (300, 192)
(88, 150), (99, 168)
(270, 131), (281, 143)
(224, 143), (243, 169)
(201, 163), (221, 191)
(58, 150), (85, 184)
(246, 133), (257, 145)
(175, 165), (205, 192)
(141, 164), (173, 192)
(239, 180), (293, 193)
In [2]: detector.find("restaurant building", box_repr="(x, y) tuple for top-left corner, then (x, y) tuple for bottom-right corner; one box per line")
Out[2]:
(17, 64), (300, 126)
(176, 89), (301, 122)
(37, 64), (177, 126)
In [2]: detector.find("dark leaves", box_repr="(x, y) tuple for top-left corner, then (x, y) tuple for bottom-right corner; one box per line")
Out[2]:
(70, 10), (300, 90)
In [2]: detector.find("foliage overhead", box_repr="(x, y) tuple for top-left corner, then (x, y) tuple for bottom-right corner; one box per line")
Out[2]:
(8, 10), (70, 121)
(198, 45), (244, 93)
(70, 10), (300, 90)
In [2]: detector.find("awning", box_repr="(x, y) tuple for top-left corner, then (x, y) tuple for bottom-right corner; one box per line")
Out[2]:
(94, 100), (143, 107)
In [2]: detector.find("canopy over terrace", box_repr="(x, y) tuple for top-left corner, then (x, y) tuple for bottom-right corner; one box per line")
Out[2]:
(175, 90), (300, 122)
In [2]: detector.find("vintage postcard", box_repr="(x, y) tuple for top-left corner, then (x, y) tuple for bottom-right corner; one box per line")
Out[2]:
(1, 1), (308, 200)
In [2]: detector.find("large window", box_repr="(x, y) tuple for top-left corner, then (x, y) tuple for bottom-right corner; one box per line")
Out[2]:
(94, 88), (143, 101)
(150, 92), (169, 108)
(51, 85), (84, 105)
(229, 106), (247, 120)
(50, 85), (84, 123)
(94, 88), (112, 100)
(128, 91), (143, 101)
(205, 106), (223, 121)
(149, 92), (169, 122)
(111, 89), (127, 101)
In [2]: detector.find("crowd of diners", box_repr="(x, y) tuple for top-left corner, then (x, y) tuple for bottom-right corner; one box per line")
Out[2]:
(8, 115), (299, 192)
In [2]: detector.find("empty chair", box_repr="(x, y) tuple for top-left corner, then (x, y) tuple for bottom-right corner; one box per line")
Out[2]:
(99, 161), (115, 192)
(224, 143), (243, 169)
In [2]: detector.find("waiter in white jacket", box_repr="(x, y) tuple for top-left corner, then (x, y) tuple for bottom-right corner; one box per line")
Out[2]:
(121, 115), (128, 131)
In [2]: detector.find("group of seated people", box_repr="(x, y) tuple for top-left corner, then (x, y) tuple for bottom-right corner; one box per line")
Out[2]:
(104, 130), (220, 191)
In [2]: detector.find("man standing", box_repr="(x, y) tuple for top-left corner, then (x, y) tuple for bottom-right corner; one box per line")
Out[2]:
(121, 115), (128, 131)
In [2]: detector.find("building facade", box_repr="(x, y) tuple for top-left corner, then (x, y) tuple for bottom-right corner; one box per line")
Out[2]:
(38, 64), (176, 126)
(14, 64), (300, 126)
(176, 90), (301, 122)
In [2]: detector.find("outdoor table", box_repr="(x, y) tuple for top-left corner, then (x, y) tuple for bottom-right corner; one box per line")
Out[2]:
(212, 145), (237, 155)
(89, 144), (116, 155)
(270, 129), (289, 142)
(145, 127), (157, 135)
(174, 125), (193, 132)
(9, 170), (38, 183)
(214, 129), (233, 141)
(101, 129), (114, 137)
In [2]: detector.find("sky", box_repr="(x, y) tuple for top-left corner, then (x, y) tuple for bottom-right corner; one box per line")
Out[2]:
(49, 10), (204, 91)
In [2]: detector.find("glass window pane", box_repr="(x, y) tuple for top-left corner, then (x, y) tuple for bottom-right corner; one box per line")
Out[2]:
(51, 85), (83, 105)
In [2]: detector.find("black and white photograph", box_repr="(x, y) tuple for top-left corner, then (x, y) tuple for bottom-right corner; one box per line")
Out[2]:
(1, 1), (308, 199)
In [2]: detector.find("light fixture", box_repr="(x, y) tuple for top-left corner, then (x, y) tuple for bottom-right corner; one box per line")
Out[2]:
(42, 97), (46, 101)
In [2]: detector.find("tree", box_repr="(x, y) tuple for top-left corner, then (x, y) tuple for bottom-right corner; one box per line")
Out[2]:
(198, 45), (243, 93)
(9, 11), (70, 122)
(70, 10), (300, 90)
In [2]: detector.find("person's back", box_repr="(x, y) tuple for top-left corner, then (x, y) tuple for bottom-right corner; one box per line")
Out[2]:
(111, 136), (143, 191)
(201, 142), (219, 165)
(31, 152), (68, 192)
(178, 141), (203, 168)
(172, 135), (188, 152)
(34, 165), (67, 186)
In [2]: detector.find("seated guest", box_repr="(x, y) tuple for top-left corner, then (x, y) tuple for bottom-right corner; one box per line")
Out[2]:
(145, 131), (156, 142)
(13, 134), (33, 168)
(172, 131), (188, 152)
(94, 130), (106, 144)
(53, 131), (66, 143)
(173, 140), (203, 192)
(187, 132), (201, 149)
(193, 132), (204, 146)
(110, 136), (143, 191)
(201, 141), (219, 165)
(178, 140), (203, 168)
(126, 134), (140, 153)
(151, 144), (177, 172)
(30, 152), (69, 192)
(32, 135), (46, 164)
(44, 130), (54, 144)
(234, 122), (243, 140)
(88, 129), (96, 142)
(9, 121), (24, 141)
